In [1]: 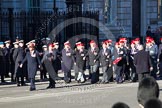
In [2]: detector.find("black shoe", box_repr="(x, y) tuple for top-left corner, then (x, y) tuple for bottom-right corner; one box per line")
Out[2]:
(46, 86), (52, 89)
(21, 83), (28, 86)
(55, 77), (62, 80)
(104, 81), (109, 84)
(50, 86), (55, 88)
(17, 84), (20, 86)
(117, 81), (123, 84)
(11, 79), (15, 82)
(1, 80), (5, 83)
(81, 81), (85, 84)
(30, 88), (36, 91)
(91, 81), (97, 84)
(5, 75), (10, 78)
(100, 80), (105, 84)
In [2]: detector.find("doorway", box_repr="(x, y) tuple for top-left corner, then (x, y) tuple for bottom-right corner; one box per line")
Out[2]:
(132, 0), (141, 37)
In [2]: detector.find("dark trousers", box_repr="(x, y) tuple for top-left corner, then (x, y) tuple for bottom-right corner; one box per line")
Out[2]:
(5, 62), (10, 77)
(0, 75), (4, 82)
(138, 72), (150, 82)
(150, 57), (157, 79)
(30, 78), (35, 89)
(16, 77), (24, 85)
(159, 62), (162, 78)
(90, 64), (99, 84)
(74, 64), (79, 81)
(49, 76), (55, 87)
(40, 70), (47, 79)
(10, 63), (15, 82)
(101, 66), (109, 82)
(130, 63), (137, 81)
(40, 64), (47, 79)
(64, 70), (71, 83)
(115, 66), (123, 83)
(11, 74), (14, 82)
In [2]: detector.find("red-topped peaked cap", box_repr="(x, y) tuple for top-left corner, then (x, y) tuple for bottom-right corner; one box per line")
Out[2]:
(64, 41), (70, 46)
(49, 43), (54, 47)
(134, 38), (140, 41)
(90, 40), (96, 44)
(102, 40), (107, 45)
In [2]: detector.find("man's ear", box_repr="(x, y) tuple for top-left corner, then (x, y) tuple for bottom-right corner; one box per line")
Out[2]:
(139, 104), (144, 108)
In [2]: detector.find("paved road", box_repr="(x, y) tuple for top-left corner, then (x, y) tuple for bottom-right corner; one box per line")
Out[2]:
(0, 78), (162, 108)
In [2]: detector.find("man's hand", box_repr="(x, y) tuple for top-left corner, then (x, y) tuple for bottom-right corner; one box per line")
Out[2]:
(150, 67), (153, 71)
(19, 64), (23, 68)
(127, 62), (129, 66)
(74, 62), (76, 65)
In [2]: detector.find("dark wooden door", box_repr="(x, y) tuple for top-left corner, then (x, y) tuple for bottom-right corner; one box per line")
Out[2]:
(132, 0), (141, 37)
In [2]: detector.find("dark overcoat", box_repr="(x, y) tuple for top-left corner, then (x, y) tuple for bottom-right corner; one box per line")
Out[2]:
(21, 50), (41, 79)
(0, 48), (6, 75)
(53, 49), (61, 71)
(74, 49), (87, 70)
(97, 48), (111, 67)
(134, 50), (152, 74)
(61, 48), (74, 72)
(86, 47), (99, 66)
(41, 50), (57, 80)
(13, 47), (26, 77)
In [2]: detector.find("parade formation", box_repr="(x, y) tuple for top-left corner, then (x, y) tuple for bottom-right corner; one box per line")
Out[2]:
(0, 36), (161, 91)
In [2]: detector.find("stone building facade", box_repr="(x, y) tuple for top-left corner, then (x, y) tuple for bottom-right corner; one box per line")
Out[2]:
(0, 0), (161, 41)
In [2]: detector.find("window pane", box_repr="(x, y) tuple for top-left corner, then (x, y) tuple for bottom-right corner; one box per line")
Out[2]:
(28, 0), (40, 12)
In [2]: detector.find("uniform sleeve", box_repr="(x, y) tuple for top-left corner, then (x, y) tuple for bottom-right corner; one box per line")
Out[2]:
(108, 49), (112, 65)
(134, 54), (137, 66)
(56, 50), (62, 61)
(155, 45), (158, 55)
(36, 52), (41, 66)
(95, 50), (101, 61)
(71, 50), (75, 63)
(158, 45), (161, 59)
(53, 51), (57, 60)
(72, 50), (76, 63)
(41, 52), (47, 63)
(148, 53), (153, 67)
(13, 49), (18, 62)
(21, 53), (27, 65)
(94, 48), (100, 61)
(85, 48), (90, 57)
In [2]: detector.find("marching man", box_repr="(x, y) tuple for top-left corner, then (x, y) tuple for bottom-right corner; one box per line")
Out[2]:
(74, 42), (87, 83)
(20, 43), (41, 91)
(97, 40), (111, 84)
(61, 41), (74, 83)
(86, 40), (99, 84)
